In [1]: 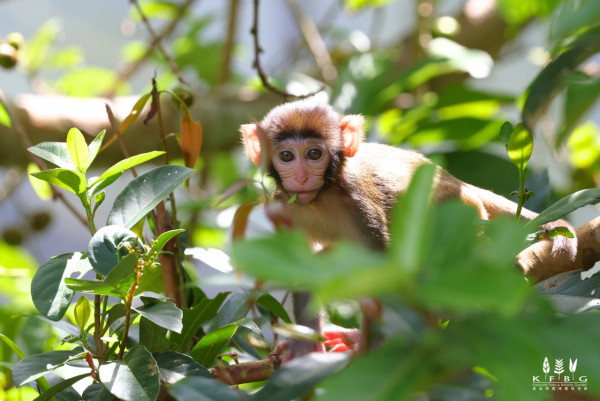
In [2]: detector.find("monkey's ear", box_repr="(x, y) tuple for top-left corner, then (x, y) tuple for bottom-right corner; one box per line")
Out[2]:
(240, 124), (262, 165)
(340, 115), (364, 157)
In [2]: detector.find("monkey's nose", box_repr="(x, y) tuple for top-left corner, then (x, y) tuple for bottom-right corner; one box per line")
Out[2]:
(295, 176), (308, 185)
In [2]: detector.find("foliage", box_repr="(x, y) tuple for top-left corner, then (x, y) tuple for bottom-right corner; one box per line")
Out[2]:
(1, 0), (600, 400)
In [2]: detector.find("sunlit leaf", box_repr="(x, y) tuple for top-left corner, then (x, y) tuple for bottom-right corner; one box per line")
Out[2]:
(31, 168), (86, 194)
(93, 151), (164, 187)
(66, 127), (89, 172)
(74, 296), (91, 330)
(151, 229), (185, 254)
(86, 130), (105, 170)
(133, 301), (183, 333)
(257, 293), (292, 324)
(27, 163), (52, 200)
(345, 0), (391, 11)
(0, 96), (11, 127)
(119, 93), (151, 134)
(28, 142), (77, 170)
(506, 123), (533, 171)
(567, 122), (600, 169)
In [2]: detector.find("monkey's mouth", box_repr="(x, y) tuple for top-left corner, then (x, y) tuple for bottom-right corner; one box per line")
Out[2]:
(294, 190), (319, 204)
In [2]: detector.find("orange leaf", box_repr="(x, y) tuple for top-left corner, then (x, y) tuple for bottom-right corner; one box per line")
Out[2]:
(181, 114), (203, 168)
(232, 202), (257, 241)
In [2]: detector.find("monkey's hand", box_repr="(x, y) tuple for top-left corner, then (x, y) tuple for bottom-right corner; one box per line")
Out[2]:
(323, 325), (361, 353)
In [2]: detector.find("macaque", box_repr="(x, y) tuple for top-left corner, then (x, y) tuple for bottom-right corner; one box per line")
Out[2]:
(240, 99), (577, 360)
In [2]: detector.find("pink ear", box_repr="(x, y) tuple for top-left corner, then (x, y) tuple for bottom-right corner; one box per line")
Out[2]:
(240, 124), (262, 165)
(340, 115), (364, 157)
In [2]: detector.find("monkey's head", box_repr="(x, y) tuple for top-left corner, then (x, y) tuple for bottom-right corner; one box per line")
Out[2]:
(240, 100), (365, 204)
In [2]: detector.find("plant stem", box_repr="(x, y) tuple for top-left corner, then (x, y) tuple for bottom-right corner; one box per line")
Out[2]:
(118, 262), (142, 360)
(515, 170), (525, 222)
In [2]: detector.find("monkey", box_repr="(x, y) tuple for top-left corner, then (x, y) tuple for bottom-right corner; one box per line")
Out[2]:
(240, 99), (577, 360)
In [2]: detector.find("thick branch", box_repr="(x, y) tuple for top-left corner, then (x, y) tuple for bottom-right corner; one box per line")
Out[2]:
(210, 353), (281, 385)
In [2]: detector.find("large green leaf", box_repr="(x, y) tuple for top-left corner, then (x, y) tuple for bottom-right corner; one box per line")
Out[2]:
(31, 253), (92, 321)
(527, 188), (600, 228)
(551, 0), (600, 43)
(31, 168), (87, 194)
(93, 151), (165, 187)
(65, 254), (137, 299)
(153, 351), (210, 383)
(389, 163), (435, 273)
(66, 127), (89, 173)
(107, 165), (194, 229)
(208, 292), (250, 332)
(254, 353), (350, 401)
(133, 301), (183, 333)
(13, 348), (85, 386)
(171, 292), (228, 352)
(190, 325), (238, 367)
(88, 225), (137, 277)
(99, 345), (159, 401)
(168, 376), (244, 401)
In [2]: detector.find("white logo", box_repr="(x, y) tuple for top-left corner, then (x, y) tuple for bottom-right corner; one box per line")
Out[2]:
(532, 357), (587, 391)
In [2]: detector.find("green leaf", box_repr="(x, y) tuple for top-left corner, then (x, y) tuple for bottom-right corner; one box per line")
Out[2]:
(93, 151), (165, 187)
(74, 296), (91, 330)
(90, 172), (122, 196)
(66, 127), (88, 173)
(82, 383), (115, 400)
(139, 316), (170, 353)
(13, 348), (85, 386)
(153, 351), (210, 384)
(151, 229), (185, 254)
(99, 345), (159, 401)
(257, 293), (292, 324)
(522, 33), (600, 132)
(499, 121), (513, 144)
(107, 165), (194, 229)
(551, 1), (600, 42)
(133, 301), (183, 333)
(389, 163), (435, 273)
(171, 292), (228, 352)
(208, 292), (250, 331)
(168, 376), (244, 401)
(0, 333), (26, 359)
(88, 225), (137, 277)
(536, 271), (600, 313)
(53, 67), (128, 97)
(31, 252), (92, 321)
(31, 168), (86, 195)
(506, 124), (533, 172)
(86, 130), (106, 170)
(34, 373), (89, 401)
(27, 162), (53, 201)
(65, 254), (137, 299)
(527, 188), (600, 228)
(0, 96), (11, 127)
(28, 142), (77, 170)
(254, 353), (350, 401)
(190, 325), (238, 367)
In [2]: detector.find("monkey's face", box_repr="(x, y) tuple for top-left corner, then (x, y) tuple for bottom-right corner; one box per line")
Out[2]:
(271, 139), (331, 204)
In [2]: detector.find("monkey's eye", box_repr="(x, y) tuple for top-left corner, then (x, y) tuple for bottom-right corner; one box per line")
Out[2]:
(279, 151), (294, 162)
(307, 148), (322, 160)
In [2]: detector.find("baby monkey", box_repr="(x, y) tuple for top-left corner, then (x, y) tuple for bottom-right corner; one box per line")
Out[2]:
(240, 99), (576, 360)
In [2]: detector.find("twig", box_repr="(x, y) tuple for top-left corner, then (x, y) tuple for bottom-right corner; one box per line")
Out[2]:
(104, 104), (137, 178)
(285, 0), (337, 82)
(251, 0), (323, 100)
(0, 90), (89, 228)
(130, 0), (190, 88)
(218, 0), (241, 85)
(210, 353), (281, 385)
(105, 0), (195, 97)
